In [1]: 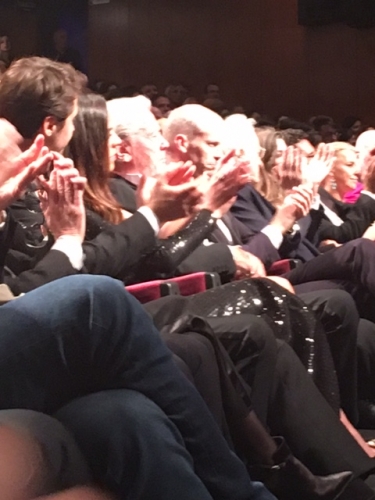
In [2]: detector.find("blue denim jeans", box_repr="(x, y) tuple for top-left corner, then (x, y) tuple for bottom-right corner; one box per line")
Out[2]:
(0, 275), (275, 500)
(56, 389), (215, 499)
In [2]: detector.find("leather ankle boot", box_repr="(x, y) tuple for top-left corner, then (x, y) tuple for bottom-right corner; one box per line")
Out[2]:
(249, 437), (353, 500)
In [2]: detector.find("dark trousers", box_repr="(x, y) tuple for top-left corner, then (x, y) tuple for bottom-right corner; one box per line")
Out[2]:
(0, 409), (91, 498)
(163, 332), (226, 430)
(56, 390), (215, 500)
(146, 294), (375, 483)
(0, 275), (274, 500)
(298, 289), (359, 423)
(357, 319), (375, 402)
(286, 238), (375, 318)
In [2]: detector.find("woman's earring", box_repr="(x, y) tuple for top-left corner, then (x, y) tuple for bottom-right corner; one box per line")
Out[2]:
(330, 179), (337, 190)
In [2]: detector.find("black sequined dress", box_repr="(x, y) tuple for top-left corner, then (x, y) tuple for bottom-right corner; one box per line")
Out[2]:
(160, 278), (340, 415)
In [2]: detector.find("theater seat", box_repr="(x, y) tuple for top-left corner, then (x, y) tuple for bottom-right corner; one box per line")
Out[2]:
(125, 272), (221, 303)
(268, 259), (300, 276)
(125, 281), (179, 303)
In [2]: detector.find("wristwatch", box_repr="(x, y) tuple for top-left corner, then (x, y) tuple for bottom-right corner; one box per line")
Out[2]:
(286, 222), (300, 238)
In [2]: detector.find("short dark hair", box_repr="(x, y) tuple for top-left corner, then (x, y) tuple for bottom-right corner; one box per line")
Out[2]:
(279, 128), (308, 146)
(311, 115), (334, 132)
(0, 56), (81, 139)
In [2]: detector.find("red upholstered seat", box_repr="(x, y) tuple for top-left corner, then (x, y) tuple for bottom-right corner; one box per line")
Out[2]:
(268, 259), (300, 276)
(125, 272), (221, 303)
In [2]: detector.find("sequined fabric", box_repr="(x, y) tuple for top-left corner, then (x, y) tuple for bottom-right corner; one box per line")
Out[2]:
(127, 210), (218, 283)
(186, 278), (340, 411)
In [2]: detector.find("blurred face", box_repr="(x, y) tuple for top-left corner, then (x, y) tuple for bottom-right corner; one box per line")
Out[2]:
(0, 36), (10, 52)
(142, 84), (158, 100)
(186, 126), (224, 177)
(168, 85), (188, 106)
(128, 112), (169, 175)
(320, 123), (337, 143)
(273, 137), (287, 171)
(53, 30), (67, 51)
(206, 84), (220, 99)
(45, 99), (78, 153)
(108, 127), (122, 172)
(296, 139), (315, 161)
(351, 120), (362, 135)
(333, 148), (360, 195)
(154, 96), (171, 117)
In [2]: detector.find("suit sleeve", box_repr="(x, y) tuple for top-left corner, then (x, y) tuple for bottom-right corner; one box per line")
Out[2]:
(231, 186), (272, 232)
(317, 204), (375, 243)
(176, 243), (236, 283)
(229, 216), (280, 269)
(5, 250), (77, 295)
(83, 211), (157, 279)
(5, 212), (157, 293)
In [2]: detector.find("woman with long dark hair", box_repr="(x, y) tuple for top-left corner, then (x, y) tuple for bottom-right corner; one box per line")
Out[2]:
(67, 93), (124, 231)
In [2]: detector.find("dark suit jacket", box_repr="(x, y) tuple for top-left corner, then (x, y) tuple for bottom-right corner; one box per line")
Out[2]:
(109, 176), (138, 213)
(3, 211), (158, 295)
(209, 213), (280, 270)
(109, 176), (239, 282)
(317, 191), (375, 243)
(231, 184), (320, 262)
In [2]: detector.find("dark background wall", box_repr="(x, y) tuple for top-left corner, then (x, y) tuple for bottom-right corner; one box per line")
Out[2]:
(2, 0), (375, 124)
(88, 0), (375, 123)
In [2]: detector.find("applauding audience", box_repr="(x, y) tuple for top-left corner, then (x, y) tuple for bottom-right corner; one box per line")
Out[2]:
(2, 55), (375, 499)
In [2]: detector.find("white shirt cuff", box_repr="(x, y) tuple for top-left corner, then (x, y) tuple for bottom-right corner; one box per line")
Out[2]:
(261, 225), (284, 249)
(52, 235), (84, 270)
(137, 206), (160, 235)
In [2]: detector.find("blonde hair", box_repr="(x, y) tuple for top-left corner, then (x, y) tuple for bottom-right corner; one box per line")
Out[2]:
(255, 127), (285, 206)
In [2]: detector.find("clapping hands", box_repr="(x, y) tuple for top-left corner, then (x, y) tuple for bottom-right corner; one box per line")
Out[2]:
(281, 143), (335, 193)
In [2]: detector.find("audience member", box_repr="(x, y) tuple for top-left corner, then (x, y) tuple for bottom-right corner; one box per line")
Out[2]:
(48, 29), (82, 71)
(204, 83), (220, 100)
(311, 115), (338, 143)
(141, 82), (158, 100)
(0, 34), (12, 67)
(340, 116), (362, 145)
(165, 83), (188, 108)
(153, 94), (172, 117)
(203, 97), (226, 116)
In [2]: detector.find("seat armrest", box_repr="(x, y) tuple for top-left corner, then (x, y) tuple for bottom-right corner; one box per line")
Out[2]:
(169, 272), (221, 295)
(126, 280), (179, 303)
(268, 259), (300, 276)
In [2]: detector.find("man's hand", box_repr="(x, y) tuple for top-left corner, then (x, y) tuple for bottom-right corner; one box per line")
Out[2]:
(270, 185), (314, 234)
(199, 150), (252, 213)
(137, 172), (202, 224)
(39, 161), (87, 242)
(229, 246), (266, 279)
(279, 144), (335, 194)
(319, 239), (342, 248)
(301, 143), (335, 191)
(0, 134), (53, 210)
